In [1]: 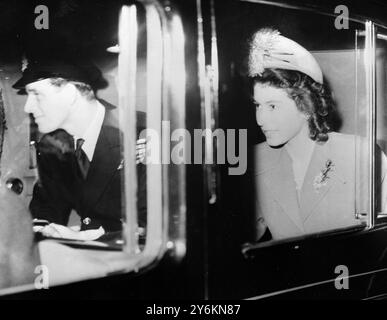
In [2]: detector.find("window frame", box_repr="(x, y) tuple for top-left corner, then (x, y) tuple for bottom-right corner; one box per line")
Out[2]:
(0, 0), (187, 295)
(215, 1), (385, 250)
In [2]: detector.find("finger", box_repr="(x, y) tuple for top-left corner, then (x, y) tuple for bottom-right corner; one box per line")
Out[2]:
(48, 223), (67, 231)
(47, 224), (65, 237)
(33, 226), (44, 232)
(47, 223), (74, 238)
(41, 225), (61, 238)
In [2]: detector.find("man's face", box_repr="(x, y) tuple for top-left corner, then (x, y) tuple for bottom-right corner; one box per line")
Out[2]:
(24, 79), (73, 133)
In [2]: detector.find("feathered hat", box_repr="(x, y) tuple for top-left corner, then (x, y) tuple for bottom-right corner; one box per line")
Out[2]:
(248, 28), (323, 84)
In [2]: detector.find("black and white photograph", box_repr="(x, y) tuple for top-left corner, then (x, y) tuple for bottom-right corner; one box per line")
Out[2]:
(0, 0), (387, 305)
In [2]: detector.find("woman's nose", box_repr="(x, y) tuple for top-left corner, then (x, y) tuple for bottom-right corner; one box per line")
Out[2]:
(256, 107), (267, 127)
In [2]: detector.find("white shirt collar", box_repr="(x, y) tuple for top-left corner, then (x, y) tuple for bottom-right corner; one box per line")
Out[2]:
(74, 101), (105, 161)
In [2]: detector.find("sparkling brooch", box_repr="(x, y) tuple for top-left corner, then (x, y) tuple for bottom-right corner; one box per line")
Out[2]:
(313, 159), (334, 192)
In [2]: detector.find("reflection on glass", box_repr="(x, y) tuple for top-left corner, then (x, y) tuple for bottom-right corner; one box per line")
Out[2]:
(23, 4), (149, 251)
(215, 2), (379, 244)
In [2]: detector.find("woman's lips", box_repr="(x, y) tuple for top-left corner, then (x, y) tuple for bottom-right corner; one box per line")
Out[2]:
(263, 130), (279, 140)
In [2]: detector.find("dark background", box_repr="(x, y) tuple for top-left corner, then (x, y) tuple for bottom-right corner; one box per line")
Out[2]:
(0, 0), (127, 62)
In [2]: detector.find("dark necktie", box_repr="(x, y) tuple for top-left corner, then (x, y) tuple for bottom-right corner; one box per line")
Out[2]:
(75, 138), (90, 180)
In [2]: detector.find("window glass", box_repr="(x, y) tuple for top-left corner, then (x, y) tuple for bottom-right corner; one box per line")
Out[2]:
(216, 1), (372, 245)
(25, 3), (131, 251)
(0, 1), (163, 292)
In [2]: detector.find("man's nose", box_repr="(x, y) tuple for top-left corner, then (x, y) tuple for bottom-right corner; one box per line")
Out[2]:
(23, 95), (34, 114)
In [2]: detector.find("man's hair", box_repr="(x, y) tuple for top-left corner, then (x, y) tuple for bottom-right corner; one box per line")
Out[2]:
(251, 69), (339, 143)
(49, 77), (96, 101)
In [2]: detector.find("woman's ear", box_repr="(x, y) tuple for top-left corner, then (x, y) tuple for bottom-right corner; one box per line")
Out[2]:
(302, 111), (311, 120)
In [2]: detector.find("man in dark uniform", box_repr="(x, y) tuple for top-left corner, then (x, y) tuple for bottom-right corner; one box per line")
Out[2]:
(13, 58), (145, 241)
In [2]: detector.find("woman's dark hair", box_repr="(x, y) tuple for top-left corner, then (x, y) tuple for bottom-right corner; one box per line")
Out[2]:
(252, 68), (338, 143)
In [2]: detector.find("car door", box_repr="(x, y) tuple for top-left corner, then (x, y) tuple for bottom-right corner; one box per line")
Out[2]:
(198, 0), (387, 299)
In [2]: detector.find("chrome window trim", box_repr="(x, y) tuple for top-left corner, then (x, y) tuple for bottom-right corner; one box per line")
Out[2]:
(137, 1), (164, 266)
(123, 0), (187, 267)
(118, 4), (139, 255)
(365, 21), (376, 228)
(245, 266), (387, 300)
(161, 10), (187, 262)
(83, 0), (187, 274)
(242, 224), (367, 252)
(375, 28), (387, 219)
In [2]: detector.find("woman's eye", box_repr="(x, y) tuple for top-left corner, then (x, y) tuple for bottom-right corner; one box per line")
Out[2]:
(269, 104), (276, 110)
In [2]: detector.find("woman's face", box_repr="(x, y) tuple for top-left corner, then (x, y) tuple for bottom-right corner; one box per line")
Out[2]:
(253, 84), (309, 147)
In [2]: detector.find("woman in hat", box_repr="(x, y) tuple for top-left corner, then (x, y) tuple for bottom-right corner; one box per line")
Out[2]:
(249, 28), (387, 241)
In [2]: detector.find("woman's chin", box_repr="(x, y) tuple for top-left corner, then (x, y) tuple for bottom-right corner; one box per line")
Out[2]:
(266, 138), (287, 149)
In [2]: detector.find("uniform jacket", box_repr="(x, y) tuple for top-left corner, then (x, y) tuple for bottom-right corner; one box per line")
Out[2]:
(30, 102), (146, 232)
(254, 132), (387, 241)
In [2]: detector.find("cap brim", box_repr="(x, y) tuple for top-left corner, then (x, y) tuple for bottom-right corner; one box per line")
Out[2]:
(12, 76), (30, 90)
(12, 71), (52, 89)
(12, 59), (107, 91)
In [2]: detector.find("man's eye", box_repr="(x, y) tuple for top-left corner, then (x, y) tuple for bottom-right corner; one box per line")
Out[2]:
(254, 103), (261, 109)
(269, 104), (276, 110)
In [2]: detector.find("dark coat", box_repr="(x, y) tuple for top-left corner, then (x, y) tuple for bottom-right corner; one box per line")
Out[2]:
(30, 104), (146, 233)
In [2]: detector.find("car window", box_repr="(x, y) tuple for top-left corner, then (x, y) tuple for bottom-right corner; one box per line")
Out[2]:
(214, 1), (374, 246)
(0, 0), (186, 293)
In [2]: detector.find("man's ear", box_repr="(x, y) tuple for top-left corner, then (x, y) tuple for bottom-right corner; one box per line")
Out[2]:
(62, 82), (79, 106)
